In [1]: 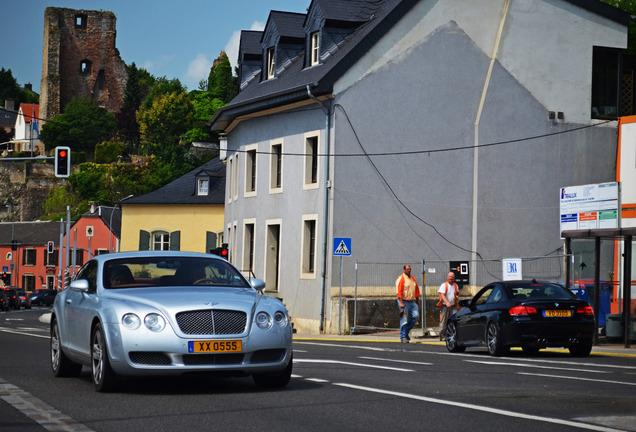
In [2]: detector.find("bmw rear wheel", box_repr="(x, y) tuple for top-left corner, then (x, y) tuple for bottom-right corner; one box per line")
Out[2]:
(445, 322), (465, 353)
(486, 322), (509, 356)
(91, 323), (119, 392)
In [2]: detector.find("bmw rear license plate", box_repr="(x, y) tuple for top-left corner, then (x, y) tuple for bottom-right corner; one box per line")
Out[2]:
(543, 310), (571, 317)
(188, 340), (242, 353)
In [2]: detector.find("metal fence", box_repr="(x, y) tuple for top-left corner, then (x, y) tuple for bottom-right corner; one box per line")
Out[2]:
(349, 255), (571, 333)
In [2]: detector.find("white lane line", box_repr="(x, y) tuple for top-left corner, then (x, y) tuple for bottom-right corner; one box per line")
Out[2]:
(295, 358), (414, 372)
(518, 372), (636, 386)
(0, 378), (94, 432)
(466, 360), (608, 374)
(294, 341), (392, 352)
(0, 328), (49, 339)
(359, 356), (433, 366)
(334, 383), (625, 432)
(306, 378), (329, 383)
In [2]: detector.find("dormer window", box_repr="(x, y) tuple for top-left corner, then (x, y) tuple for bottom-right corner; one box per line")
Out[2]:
(267, 47), (276, 79)
(197, 177), (209, 195)
(310, 31), (320, 66)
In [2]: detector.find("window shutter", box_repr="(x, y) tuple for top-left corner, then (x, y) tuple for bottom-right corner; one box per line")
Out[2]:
(170, 231), (181, 251)
(206, 232), (217, 254)
(139, 230), (150, 251)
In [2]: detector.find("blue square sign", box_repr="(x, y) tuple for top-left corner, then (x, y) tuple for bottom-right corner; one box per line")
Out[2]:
(333, 237), (351, 256)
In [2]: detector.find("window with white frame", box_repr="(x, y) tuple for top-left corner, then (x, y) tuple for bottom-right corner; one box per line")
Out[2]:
(152, 231), (170, 250)
(304, 134), (319, 189)
(267, 47), (276, 79)
(301, 215), (317, 278)
(233, 154), (239, 199)
(23, 248), (36, 266)
(227, 157), (233, 203)
(45, 250), (58, 266)
(245, 147), (257, 196)
(243, 221), (255, 273)
(270, 142), (282, 191)
(197, 177), (209, 195)
(311, 31), (320, 66)
(22, 274), (35, 291)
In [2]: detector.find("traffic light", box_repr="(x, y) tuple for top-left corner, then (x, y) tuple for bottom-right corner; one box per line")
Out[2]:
(1, 272), (9, 285)
(47, 241), (55, 254)
(54, 146), (71, 178)
(211, 243), (229, 259)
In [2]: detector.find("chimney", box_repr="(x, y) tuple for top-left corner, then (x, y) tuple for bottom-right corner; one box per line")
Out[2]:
(4, 100), (15, 111)
(24, 83), (32, 92)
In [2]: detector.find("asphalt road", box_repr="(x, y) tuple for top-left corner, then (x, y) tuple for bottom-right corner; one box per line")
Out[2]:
(1, 308), (635, 432)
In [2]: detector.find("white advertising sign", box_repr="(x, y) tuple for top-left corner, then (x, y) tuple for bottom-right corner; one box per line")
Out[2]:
(502, 258), (522, 281)
(559, 182), (619, 234)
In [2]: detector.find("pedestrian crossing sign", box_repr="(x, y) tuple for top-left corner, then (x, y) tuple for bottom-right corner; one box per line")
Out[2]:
(333, 237), (352, 256)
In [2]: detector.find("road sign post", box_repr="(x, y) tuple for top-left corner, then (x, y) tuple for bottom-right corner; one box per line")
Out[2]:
(333, 238), (352, 335)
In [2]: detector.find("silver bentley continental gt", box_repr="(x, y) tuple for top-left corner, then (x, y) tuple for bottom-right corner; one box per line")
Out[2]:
(50, 251), (293, 392)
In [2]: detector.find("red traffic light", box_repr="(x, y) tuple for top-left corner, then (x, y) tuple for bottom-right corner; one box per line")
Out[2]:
(54, 146), (71, 178)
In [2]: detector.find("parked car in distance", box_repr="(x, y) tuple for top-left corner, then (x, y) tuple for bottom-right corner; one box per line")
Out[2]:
(1, 288), (20, 310)
(16, 289), (32, 309)
(30, 289), (57, 306)
(0, 291), (8, 311)
(445, 280), (595, 357)
(51, 251), (293, 392)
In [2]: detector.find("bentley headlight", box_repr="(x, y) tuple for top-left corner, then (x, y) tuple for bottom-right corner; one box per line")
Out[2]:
(144, 313), (166, 332)
(274, 311), (288, 327)
(255, 311), (273, 329)
(122, 313), (141, 330)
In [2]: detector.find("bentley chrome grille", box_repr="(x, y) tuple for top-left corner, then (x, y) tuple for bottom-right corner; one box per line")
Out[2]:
(176, 309), (247, 335)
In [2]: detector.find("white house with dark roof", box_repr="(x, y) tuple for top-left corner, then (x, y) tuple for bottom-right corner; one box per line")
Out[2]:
(210, 0), (630, 334)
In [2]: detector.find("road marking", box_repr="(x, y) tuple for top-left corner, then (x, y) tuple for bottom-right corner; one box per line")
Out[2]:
(518, 372), (636, 386)
(0, 327), (49, 339)
(0, 377), (94, 432)
(466, 360), (608, 374)
(334, 382), (626, 432)
(294, 341), (393, 352)
(306, 378), (329, 383)
(295, 358), (414, 372)
(358, 356), (433, 366)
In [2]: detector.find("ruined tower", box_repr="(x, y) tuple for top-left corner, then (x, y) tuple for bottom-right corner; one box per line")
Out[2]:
(40, 7), (128, 123)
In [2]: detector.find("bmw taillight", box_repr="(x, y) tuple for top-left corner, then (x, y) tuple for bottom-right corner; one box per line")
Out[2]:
(576, 305), (594, 315)
(509, 305), (537, 316)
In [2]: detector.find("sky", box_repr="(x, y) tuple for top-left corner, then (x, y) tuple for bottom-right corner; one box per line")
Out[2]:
(0, 0), (309, 94)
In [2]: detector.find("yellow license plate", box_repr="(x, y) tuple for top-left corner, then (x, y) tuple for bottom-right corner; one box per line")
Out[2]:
(544, 310), (571, 317)
(188, 340), (242, 353)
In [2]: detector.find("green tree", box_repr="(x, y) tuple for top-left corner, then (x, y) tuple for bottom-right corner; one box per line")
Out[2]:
(40, 98), (116, 158)
(116, 63), (154, 150)
(137, 91), (193, 151)
(94, 141), (125, 164)
(0, 68), (21, 104)
(182, 90), (225, 144)
(207, 52), (237, 103)
(141, 77), (186, 110)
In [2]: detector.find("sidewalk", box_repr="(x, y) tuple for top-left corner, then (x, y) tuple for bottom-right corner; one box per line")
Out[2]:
(293, 330), (636, 357)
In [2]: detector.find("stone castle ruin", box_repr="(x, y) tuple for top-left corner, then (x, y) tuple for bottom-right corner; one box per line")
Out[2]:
(40, 7), (128, 123)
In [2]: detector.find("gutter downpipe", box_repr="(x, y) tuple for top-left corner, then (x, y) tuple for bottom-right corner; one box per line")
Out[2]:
(307, 84), (332, 333)
(472, 0), (509, 274)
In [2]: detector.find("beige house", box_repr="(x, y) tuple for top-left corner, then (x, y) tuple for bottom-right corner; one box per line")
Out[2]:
(120, 158), (225, 254)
